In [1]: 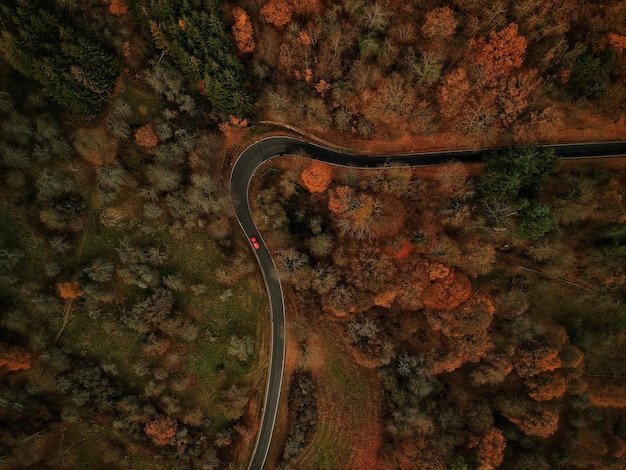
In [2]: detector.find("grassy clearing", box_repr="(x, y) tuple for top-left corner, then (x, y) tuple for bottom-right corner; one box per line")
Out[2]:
(60, 217), (268, 434)
(297, 331), (374, 470)
(119, 85), (163, 126)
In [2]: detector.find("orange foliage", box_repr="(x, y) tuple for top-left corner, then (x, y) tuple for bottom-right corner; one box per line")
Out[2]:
(427, 294), (494, 338)
(109, 0), (128, 16)
(421, 7), (458, 40)
(353, 194), (374, 228)
(430, 329), (494, 374)
(393, 238), (412, 260)
(436, 67), (470, 119)
(497, 74), (533, 127)
(134, 124), (159, 150)
(472, 23), (527, 87)
(328, 186), (353, 213)
(261, 0), (293, 29)
(144, 416), (178, 446)
(232, 7), (255, 54)
(609, 33), (626, 54)
(427, 295), (495, 373)
(469, 428), (506, 469)
(588, 380), (626, 408)
(301, 159), (332, 193)
(374, 290), (397, 308)
(56, 281), (83, 300)
(421, 261), (472, 310)
(515, 345), (561, 378)
(0, 343), (31, 371)
(315, 79), (330, 98)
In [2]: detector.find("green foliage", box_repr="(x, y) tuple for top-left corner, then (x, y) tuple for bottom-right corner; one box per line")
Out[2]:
(477, 146), (561, 204)
(0, 0), (119, 113)
(567, 49), (618, 100)
(600, 224), (626, 256)
(127, 0), (254, 119)
(515, 203), (556, 240)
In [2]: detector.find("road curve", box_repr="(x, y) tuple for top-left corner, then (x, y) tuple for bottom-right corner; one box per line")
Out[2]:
(230, 136), (626, 470)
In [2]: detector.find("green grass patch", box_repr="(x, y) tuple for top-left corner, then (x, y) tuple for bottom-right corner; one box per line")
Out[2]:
(119, 86), (163, 126)
(299, 336), (372, 470)
(306, 422), (347, 470)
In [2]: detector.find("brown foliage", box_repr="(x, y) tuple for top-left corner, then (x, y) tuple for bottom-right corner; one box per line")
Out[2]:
(609, 33), (626, 54)
(525, 371), (568, 401)
(232, 7), (255, 54)
(587, 380), (626, 408)
(421, 7), (458, 40)
(144, 416), (178, 446)
(301, 159), (332, 193)
(56, 281), (83, 300)
(436, 67), (470, 119)
(472, 23), (527, 87)
(261, 0), (293, 29)
(503, 402), (559, 438)
(328, 186), (353, 213)
(109, 0), (128, 16)
(0, 343), (31, 371)
(134, 124), (159, 150)
(420, 261), (472, 310)
(373, 290), (396, 308)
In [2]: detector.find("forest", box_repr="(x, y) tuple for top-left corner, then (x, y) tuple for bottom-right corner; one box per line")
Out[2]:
(0, 0), (625, 469)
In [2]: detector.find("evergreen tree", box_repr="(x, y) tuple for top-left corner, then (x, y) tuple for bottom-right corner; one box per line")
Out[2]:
(0, 0), (119, 113)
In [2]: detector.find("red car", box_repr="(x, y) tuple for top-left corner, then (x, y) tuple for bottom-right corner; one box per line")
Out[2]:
(250, 236), (260, 250)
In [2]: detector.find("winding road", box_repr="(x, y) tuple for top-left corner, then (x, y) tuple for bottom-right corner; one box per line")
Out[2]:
(230, 136), (626, 470)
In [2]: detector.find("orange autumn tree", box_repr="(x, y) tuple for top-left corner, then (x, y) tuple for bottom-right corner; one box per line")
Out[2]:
(232, 7), (255, 54)
(469, 428), (506, 469)
(420, 261), (472, 310)
(472, 23), (527, 87)
(436, 67), (470, 119)
(56, 281), (83, 300)
(109, 0), (128, 16)
(421, 6), (457, 40)
(144, 416), (178, 445)
(0, 343), (31, 371)
(261, 0), (293, 29)
(134, 124), (159, 151)
(301, 159), (332, 193)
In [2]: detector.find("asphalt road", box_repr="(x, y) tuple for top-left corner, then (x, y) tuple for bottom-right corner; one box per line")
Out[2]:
(230, 136), (626, 470)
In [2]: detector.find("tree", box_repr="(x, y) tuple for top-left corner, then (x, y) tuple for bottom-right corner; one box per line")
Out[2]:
(227, 335), (254, 362)
(472, 23), (527, 87)
(421, 261), (472, 311)
(476, 146), (561, 205)
(421, 7), (458, 40)
(232, 7), (255, 54)
(56, 281), (82, 300)
(301, 160), (332, 193)
(0, 343), (31, 371)
(0, 0), (118, 113)
(469, 428), (506, 469)
(436, 67), (470, 119)
(515, 203), (555, 240)
(109, 0), (128, 16)
(567, 49), (618, 100)
(144, 416), (178, 446)
(261, 0), (293, 29)
(135, 124), (159, 151)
